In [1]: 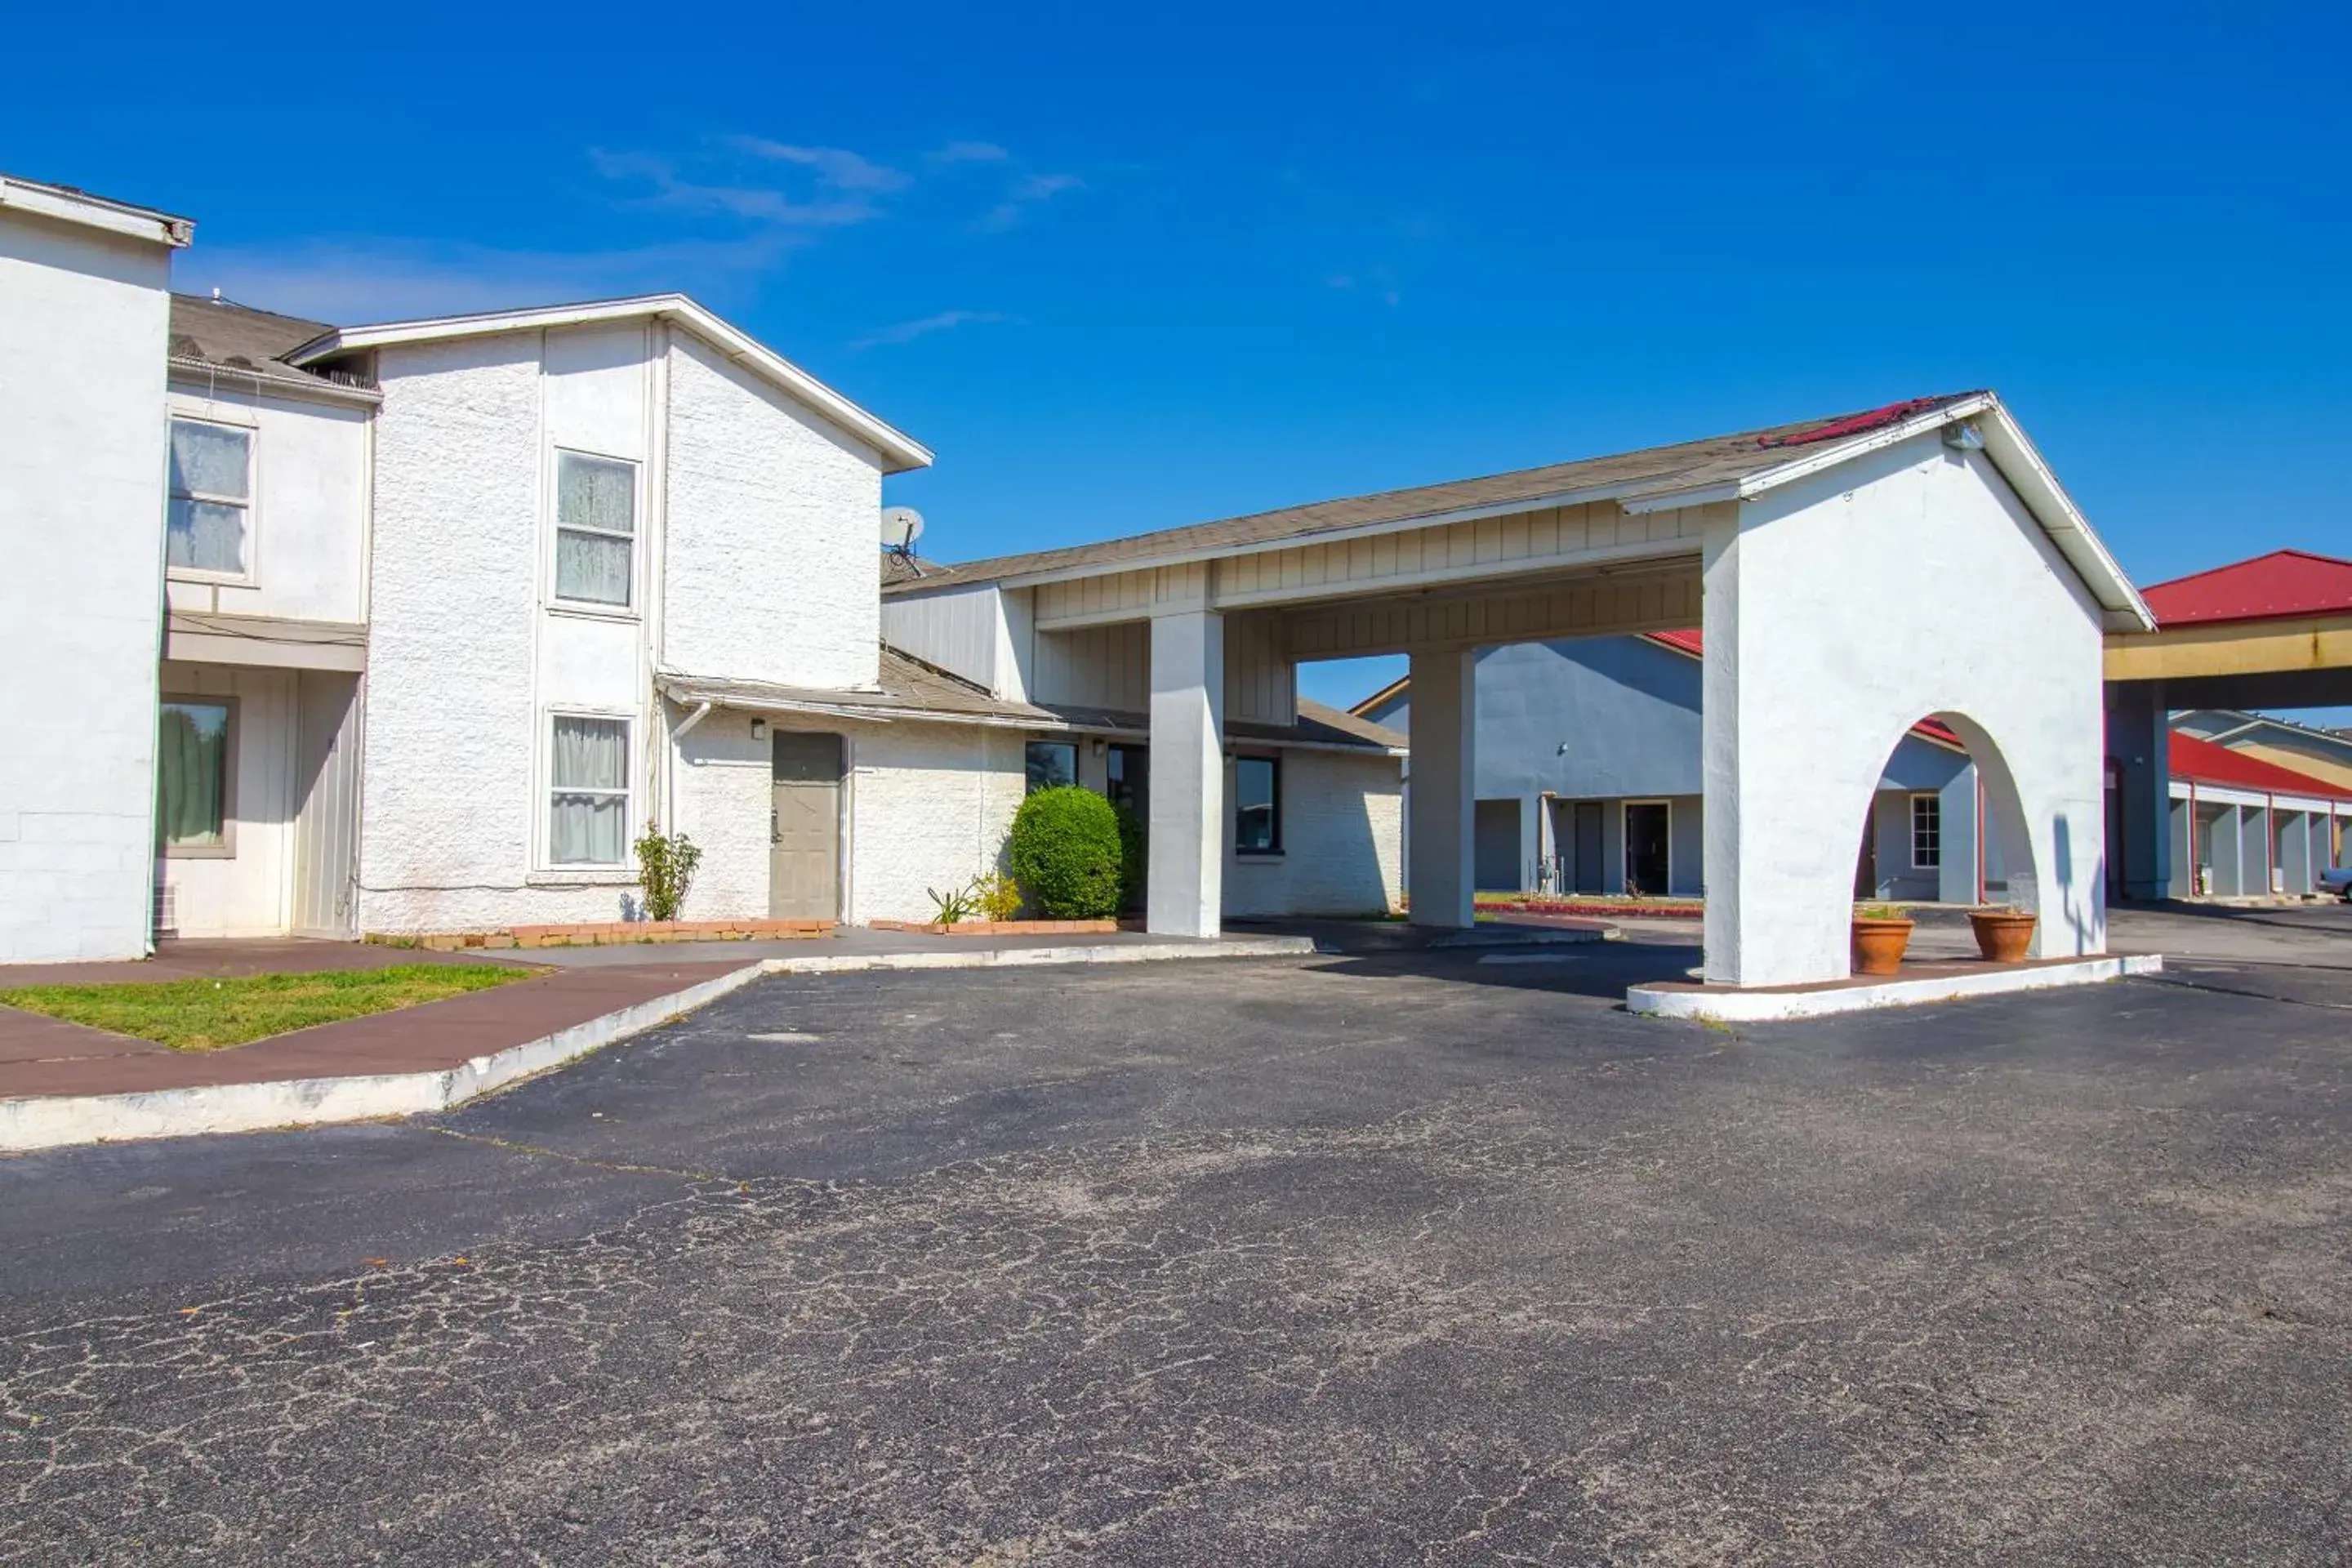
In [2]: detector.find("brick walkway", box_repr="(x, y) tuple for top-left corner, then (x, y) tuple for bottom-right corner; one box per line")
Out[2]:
(0, 942), (745, 1103)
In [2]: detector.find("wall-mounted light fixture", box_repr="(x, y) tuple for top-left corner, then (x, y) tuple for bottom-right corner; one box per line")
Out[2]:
(1090, 736), (1106, 756)
(751, 718), (769, 741)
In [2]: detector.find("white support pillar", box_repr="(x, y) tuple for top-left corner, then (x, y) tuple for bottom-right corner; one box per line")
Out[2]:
(1147, 609), (1224, 938)
(1406, 646), (1476, 927)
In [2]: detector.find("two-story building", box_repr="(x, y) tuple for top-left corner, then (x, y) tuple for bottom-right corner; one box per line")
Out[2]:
(1, 173), (1406, 963)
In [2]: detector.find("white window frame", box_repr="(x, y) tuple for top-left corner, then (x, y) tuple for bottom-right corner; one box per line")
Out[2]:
(542, 710), (636, 871)
(165, 412), (259, 586)
(1911, 792), (1942, 871)
(547, 446), (642, 617)
(158, 693), (239, 858)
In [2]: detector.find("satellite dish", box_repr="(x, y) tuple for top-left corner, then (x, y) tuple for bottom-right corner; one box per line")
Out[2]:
(880, 506), (925, 551)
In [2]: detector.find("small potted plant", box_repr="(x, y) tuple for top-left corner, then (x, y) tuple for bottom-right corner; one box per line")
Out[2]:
(1967, 903), (2037, 963)
(1851, 903), (1914, 976)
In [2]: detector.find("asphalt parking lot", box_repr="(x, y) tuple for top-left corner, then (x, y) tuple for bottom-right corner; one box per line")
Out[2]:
(2, 907), (2349, 1565)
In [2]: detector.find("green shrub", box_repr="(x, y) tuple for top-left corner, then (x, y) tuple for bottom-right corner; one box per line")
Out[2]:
(1008, 787), (1124, 919)
(1112, 801), (1147, 911)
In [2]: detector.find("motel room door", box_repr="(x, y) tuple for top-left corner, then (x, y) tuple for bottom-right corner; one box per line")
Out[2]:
(770, 731), (844, 920)
(1623, 802), (1670, 896)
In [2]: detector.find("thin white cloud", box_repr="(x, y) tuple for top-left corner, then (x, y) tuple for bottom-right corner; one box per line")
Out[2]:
(590, 149), (884, 228)
(973, 172), (1084, 234)
(724, 137), (911, 193)
(930, 140), (1011, 164)
(176, 231), (804, 324)
(849, 310), (1010, 350)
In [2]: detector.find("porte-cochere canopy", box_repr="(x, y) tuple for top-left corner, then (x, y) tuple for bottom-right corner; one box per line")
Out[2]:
(884, 393), (2153, 987)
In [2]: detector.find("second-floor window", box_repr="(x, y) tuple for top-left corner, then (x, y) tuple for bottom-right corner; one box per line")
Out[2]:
(554, 451), (636, 608)
(167, 417), (252, 577)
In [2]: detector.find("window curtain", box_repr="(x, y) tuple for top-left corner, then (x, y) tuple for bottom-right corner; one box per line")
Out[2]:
(550, 716), (628, 863)
(167, 421), (250, 573)
(158, 702), (229, 845)
(170, 421), (249, 498)
(167, 499), (247, 573)
(555, 453), (635, 605)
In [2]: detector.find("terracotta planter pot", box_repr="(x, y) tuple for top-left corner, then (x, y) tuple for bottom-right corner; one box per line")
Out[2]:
(1851, 917), (1914, 976)
(1968, 910), (2037, 964)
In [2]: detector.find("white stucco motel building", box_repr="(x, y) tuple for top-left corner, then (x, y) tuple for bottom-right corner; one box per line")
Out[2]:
(0, 174), (1405, 964)
(7, 173), (2154, 989)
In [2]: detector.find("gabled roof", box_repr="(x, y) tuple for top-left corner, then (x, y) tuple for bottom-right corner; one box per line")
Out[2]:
(889, 391), (2154, 630)
(2171, 731), (2352, 803)
(284, 293), (932, 474)
(2140, 549), (2352, 628)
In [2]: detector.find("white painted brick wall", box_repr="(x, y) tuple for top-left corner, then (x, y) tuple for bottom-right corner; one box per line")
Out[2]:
(1223, 749), (1404, 918)
(663, 334), (881, 692)
(849, 720), (1025, 924)
(354, 335), (636, 933)
(668, 708), (773, 920)
(0, 212), (174, 960)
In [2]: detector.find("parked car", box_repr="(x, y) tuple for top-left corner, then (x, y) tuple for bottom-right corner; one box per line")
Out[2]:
(2320, 864), (2352, 902)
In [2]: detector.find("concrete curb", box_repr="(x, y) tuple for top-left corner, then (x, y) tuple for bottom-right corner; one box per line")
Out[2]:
(0, 935), (1318, 1152)
(0, 962), (772, 1155)
(1626, 954), (2165, 1022)
(757, 935), (1317, 975)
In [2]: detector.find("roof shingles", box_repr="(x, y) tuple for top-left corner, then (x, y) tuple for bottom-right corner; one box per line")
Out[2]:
(888, 393), (1987, 594)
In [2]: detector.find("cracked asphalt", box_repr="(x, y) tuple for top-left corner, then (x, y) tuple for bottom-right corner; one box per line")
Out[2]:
(3, 910), (2350, 1564)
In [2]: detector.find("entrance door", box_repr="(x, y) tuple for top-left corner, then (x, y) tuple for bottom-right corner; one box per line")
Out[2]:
(1571, 802), (1605, 893)
(291, 670), (363, 937)
(1854, 814), (1878, 898)
(1106, 743), (1147, 911)
(1624, 802), (1670, 896)
(770, 732), (844, 920)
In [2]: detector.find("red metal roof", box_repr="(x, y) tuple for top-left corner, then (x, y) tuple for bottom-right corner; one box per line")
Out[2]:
(2169, 731), (2352, 802)
(1639, 630), (1962, 746)
(2139, 549), (2352, 628)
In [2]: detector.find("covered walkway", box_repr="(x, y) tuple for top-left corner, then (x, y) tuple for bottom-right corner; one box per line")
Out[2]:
(2105, 550), (2352, 898)
(889, 393), (2151, 987)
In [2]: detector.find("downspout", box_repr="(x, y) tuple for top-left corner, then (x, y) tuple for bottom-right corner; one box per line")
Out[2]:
(671, 700), (715, 742)
(2266, 791), (2277, 895)
(2188, 779), (2199, 893)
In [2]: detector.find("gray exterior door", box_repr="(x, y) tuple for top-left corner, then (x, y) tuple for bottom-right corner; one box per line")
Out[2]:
(1571, 802), (1605, 893)
(291, 671), (363, 938)
(770, 732), (844, 920)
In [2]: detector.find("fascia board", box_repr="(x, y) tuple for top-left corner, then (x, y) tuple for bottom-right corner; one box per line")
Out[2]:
(954, 481), (1711, 596)
(289, 294), (932, 474)
(1622, 393), (2157, 633)
(0, 177), (192, 247)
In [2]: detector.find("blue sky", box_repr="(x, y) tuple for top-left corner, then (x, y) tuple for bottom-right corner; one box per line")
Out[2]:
(13, 2), (2347, 715)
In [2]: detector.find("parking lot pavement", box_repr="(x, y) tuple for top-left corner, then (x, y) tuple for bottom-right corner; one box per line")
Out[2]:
(3, 916), (2350, 1565)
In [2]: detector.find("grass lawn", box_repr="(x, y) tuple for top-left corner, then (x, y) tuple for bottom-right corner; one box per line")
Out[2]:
(0, 964), (540, 1051)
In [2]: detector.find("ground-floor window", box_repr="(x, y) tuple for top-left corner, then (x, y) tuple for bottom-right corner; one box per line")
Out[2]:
(158, 697), (234, 854)
(1911, 792), (1942, 869)
(1235, 755), (1280, 853)
(550, 715), (630, 864)
(1025, 739), (1077, 793)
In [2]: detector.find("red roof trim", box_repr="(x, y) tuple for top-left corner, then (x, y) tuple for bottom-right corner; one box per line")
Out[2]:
(2169, 731), (2352, 802)
(1755, 397), (1948, 450)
